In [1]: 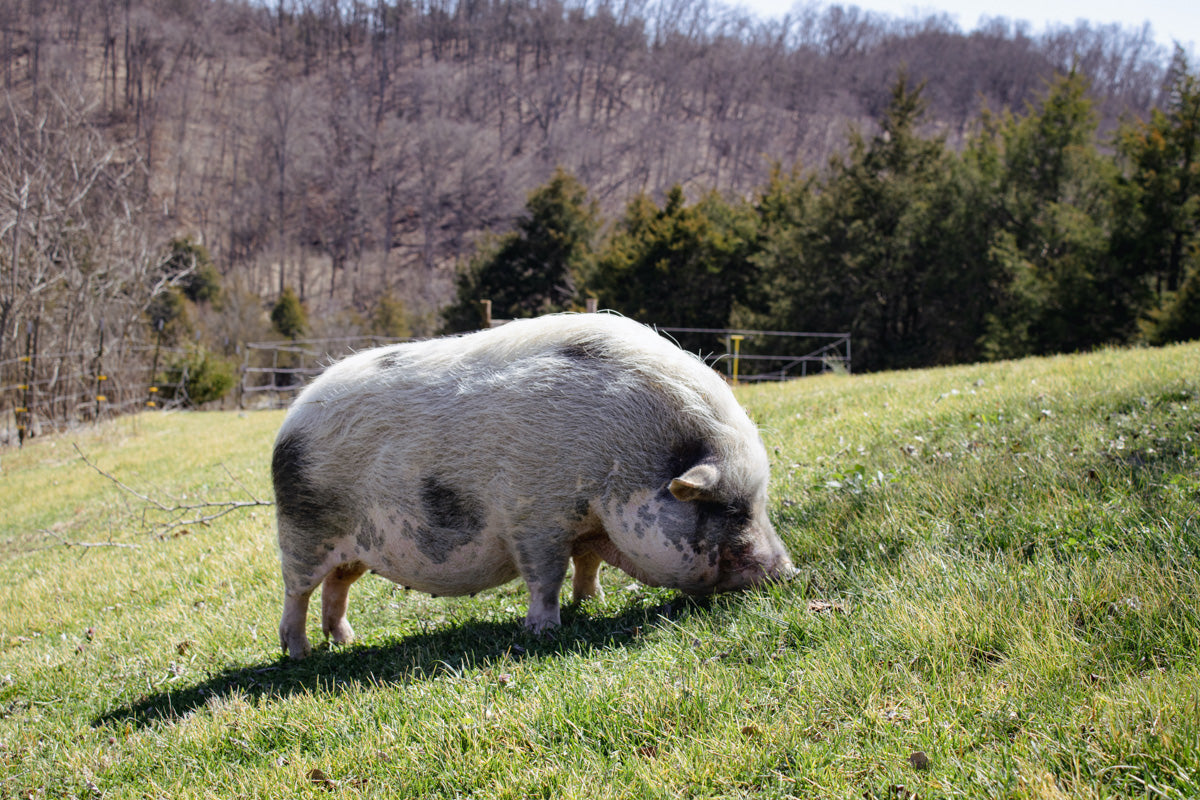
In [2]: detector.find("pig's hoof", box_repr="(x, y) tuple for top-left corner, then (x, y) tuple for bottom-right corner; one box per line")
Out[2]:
(282, 636), (312, 660)
(325, 619), (355, 646)
(523, 616), (561, 636)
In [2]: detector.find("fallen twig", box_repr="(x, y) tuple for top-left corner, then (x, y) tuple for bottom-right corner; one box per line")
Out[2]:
(72, 442), (274, 538)
(34, 529), (143, 551)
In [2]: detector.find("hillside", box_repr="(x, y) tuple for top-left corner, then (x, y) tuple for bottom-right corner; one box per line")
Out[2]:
(2, 0), (1195, 445)
(0, 0), (1172, 314)
(2, 341), (1198, 796)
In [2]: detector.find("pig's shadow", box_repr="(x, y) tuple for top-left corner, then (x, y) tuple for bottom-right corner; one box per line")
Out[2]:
(94, 596), (708, 730)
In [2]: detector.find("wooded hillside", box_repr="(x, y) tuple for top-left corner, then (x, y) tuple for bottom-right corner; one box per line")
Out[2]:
(0, 0), (1192, 438)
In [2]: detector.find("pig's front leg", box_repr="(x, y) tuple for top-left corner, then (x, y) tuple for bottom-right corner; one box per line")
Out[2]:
(515, 536), (571, 632)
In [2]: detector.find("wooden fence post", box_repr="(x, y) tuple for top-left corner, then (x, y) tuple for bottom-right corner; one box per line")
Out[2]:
(237, 342), (247, 410)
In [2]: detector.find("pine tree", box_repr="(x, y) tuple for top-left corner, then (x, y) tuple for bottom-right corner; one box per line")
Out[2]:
(979, 71), (1123, 358)
(587, 185), (756, 352)
(442, 169), (597, 332)
(772, 72), (984, 371)
(1115, 47), (1200, 343)
(271, 287), (308, 340)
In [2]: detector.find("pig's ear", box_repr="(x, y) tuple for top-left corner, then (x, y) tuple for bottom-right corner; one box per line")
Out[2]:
(669, 464), (720, 502)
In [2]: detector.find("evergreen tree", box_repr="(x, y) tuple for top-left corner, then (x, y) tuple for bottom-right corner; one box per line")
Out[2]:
(588, 185), (756, 352)
(979, 71), (1125, 358)
(145, 286), (193, 346)
(163, 238), (222, 305)
(741, 163), (820, 337)
(754, 74), (988, 372)
(442, 168), (597, 332)
(1147, 271), (1200, 344)
(1114, 47), (1200, 343)
(825, 74), (966, 370)
(271, 287), (308, 340)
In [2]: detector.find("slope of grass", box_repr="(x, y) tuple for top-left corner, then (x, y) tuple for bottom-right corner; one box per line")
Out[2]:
(2, 343), (1198, 798)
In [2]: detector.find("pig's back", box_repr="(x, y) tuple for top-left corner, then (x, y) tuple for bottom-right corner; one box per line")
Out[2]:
(275, 313), (754, 500)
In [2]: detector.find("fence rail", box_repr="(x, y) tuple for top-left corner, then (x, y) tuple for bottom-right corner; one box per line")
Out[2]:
(238, 325), (851, 408)
(0, 342), (193, 447)
(657, 327), (851, 381)
(238, 336), (406, 407)
(3, 322), (850, 447)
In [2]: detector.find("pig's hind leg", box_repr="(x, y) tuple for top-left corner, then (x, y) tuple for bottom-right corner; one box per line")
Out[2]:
(279, 580), (316, 659)
(321, 561), (368, 645)
(515, 537), (572, 633)
(277, 536), (337, 659)
(571, 550), (604, 603)
(278, 558), (365, 658)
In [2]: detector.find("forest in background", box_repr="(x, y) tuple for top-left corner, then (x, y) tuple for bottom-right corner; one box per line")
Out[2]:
(0, 0), (1196, 436)
(447, 61), (1200, 370)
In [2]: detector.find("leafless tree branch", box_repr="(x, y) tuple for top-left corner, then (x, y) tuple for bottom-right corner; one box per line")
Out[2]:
(72, 442), (274, 539)
(34, 529), (143, 552)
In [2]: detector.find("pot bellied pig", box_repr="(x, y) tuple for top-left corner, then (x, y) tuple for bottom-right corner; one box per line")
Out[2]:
(272, 312), (795, 658)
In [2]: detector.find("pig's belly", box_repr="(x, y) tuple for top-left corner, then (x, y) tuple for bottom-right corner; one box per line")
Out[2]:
(351, 514), (522, 596)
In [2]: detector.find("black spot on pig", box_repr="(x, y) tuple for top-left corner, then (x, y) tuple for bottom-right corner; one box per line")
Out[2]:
(273, 432), (348, 571)
(558, 341), (609, 362)
(690, 496), (754, 561)
(415, 476), (482, 563)
(665, 438), (713, 483)
(356, 516), (384, 551)
(273, 434), (337, 521)
(563, 497), (595, 528)
(697, 497), (752, 531)
(375, 350), (406, 370)
(573, 498), (591, 521)
(633, 502), (656, 539)
(271, 432), (310, 517)
(421, 476), (483, 531)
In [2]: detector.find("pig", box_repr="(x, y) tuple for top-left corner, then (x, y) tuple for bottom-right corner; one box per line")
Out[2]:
(272, 312), (795, 658)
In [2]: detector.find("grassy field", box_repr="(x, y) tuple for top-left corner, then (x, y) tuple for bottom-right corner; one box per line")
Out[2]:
(2, 343), (1198, 798)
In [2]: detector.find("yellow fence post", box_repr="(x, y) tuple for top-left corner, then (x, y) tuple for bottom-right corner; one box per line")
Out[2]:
(730, 335), (744, 385)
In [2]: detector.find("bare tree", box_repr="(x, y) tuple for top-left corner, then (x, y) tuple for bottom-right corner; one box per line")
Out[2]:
(0, 83), (170, 423)
(261, 76), (312, 297)
(0, 0), (1174, 382)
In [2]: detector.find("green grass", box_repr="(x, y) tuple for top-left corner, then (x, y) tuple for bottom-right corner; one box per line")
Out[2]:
(2, 344), (1199, 798)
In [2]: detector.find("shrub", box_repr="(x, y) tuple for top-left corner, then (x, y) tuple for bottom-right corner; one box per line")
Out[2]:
(164, 238), (222, 304)
(158, 347), (236, 407)
(1146, 271), (1200, 345)
(370, 291), (412, 339)
(145, 286), (193, 346)
(270, 287), (307, 340)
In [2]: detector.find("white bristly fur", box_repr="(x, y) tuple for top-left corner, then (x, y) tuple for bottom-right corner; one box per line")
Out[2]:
(273, 312), (794, 658)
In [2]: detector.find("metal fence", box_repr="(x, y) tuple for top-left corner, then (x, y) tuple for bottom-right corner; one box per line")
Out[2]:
(237, 326), (851, 408)
(0, 329), (397, 446)
(657, 327), (851, 382)
(2, 322), (850, 446)
(1, 339), (189, 447)
(238, 336), (406, 408)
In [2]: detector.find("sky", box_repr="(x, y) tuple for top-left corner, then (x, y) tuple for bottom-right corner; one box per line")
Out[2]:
(736, 0), (1196, 54)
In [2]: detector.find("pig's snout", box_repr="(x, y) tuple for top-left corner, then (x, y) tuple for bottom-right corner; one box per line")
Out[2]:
(707, 540), (798, 594)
